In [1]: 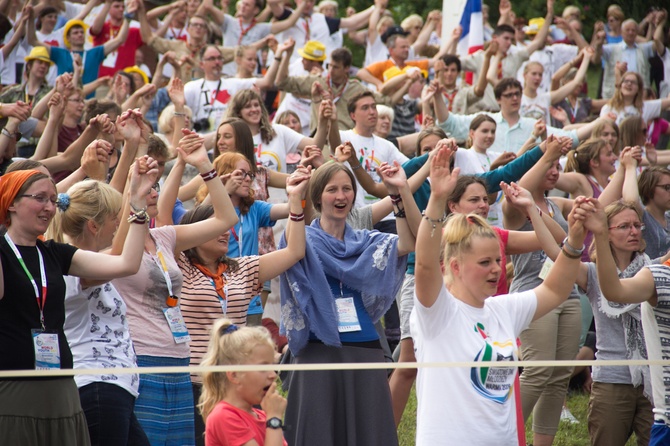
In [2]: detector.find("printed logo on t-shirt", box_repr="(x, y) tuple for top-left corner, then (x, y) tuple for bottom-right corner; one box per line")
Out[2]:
(470, 322), (517, 404)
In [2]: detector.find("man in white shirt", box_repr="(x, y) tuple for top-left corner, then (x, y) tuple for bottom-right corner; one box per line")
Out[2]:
(593, 12), (666, 99)
(197, 0), (306, 76)
(335, 91), (409, 214)
(184, 42), (287, 133)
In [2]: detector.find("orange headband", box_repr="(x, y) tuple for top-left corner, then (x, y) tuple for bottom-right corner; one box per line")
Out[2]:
(0, 170), (41, 226)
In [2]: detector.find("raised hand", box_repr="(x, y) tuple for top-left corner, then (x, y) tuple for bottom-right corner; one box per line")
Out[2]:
(177, 129), (209, 168)
(429, 139), (459, 199)
(116, 110), (142, 141)
(286, 165), (312, 198)
(90, 113), (116, 135)
(490, 151), (516, 169)
(378, 161), (407, 195)
(167, 77), (185, 108)
(533, 118), (547, 138)
(81, 139), (111, 181)
(300, 145), (325, 169)
(47, 92), (65, 119)
(222, 169), (245, 195)
(334, 141), (355, 163)
(500, 181), (534, 212)
(549, 107), (568, 125)
(572, 197), (600, 236)
(130, 155), (159, 206)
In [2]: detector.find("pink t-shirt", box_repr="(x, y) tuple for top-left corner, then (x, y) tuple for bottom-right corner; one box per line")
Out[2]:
(205, 402), (287, 446)
(649, 118), (669, 147)
(493, 227), (510, 296)
(112, 226), (188, 358)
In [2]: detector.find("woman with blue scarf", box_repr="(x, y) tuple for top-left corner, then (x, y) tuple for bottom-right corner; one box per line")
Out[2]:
(279, 160), (418, 446)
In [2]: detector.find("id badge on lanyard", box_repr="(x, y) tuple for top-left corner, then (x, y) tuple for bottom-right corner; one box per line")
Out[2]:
(4, 234), (59, 369)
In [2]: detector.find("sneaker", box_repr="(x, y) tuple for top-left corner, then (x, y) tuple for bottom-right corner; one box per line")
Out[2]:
(560, 407), (579, 424)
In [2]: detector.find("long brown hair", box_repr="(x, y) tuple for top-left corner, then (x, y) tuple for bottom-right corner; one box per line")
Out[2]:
(609, 72), (644, 112)
(225, 89), (276, 144)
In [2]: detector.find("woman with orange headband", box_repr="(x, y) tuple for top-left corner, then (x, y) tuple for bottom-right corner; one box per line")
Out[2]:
(0, 154), (158, 445)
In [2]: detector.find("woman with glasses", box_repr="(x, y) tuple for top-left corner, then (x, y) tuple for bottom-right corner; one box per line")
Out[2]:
(622, 163), (670, 260)
(600, 71), (670, 126)
(503, 137), (639, 446)
(587, 200), (670, 445)
(0, 157), (157, 445)
(110, 131), (239, 446)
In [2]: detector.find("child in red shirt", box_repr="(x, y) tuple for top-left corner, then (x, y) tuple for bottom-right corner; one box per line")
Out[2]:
(199, 319), (287, 446)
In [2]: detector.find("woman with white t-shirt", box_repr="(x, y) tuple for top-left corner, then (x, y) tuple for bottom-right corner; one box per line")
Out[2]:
(225, 89), (325, 175)
(600, 71), (670, 126)
(47, 179), (150, 446)
(520, 48), (591, 123)
(452, 115), (510, 227)
(412, 141), (592, 445)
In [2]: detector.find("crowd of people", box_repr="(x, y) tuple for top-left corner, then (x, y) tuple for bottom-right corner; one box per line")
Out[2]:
(1, 0), (670, 445)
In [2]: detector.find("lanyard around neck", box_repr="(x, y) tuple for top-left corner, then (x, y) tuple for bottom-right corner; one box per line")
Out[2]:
(5, 234), (47, 329)
(149, 235), (175, 301)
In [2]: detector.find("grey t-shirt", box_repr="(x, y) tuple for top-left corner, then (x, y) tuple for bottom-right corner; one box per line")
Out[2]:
(583, 263), (633, 384)
(642, 210), (670, 260)
(509, 199), (579, 300)
(347, 206), (373, 231)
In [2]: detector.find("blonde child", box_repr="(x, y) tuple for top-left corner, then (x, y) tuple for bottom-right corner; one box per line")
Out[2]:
(199, 319), (287, 446)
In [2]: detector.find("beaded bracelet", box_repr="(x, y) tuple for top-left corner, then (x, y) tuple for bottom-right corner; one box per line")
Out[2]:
(422, 210), (447, 237)
(200, 169), (218, 182)
(289, 212), (305, 222)
(352, 164), (363, 170)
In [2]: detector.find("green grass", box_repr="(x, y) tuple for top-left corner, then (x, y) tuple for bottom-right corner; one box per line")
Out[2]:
(397, 388), (638, 446)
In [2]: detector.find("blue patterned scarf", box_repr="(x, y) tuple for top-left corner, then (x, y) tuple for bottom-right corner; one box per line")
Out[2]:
(279, 219), (407, 355)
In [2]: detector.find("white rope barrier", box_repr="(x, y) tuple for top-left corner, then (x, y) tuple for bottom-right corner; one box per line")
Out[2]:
(2, 358), (669, 378)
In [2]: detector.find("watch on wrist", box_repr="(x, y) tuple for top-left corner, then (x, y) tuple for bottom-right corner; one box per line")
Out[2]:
(266, 417), (283, 430)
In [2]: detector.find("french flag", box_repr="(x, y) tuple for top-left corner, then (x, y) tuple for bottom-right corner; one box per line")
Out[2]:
(456, 0), (484, 84)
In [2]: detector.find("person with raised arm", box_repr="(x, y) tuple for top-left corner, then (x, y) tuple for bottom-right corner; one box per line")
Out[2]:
(0, 155), (158, 445)
(412, 139), (592, 445)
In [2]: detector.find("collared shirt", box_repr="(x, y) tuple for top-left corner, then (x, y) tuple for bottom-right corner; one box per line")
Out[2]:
(603, 40), (654, 74)
(438, 111), (579, 152)
(148, 36), (235, 81)
(277, 76), (394, 133)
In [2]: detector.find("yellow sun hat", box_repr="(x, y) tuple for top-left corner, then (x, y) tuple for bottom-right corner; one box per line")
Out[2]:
(63, 19), (88, 48)
(123, 66), (150, 85)
(24, 46), (53, 65)
(297, 40), (327, 62)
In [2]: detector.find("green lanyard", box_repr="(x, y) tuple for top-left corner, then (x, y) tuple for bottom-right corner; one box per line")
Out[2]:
(5, 234), (47, 329)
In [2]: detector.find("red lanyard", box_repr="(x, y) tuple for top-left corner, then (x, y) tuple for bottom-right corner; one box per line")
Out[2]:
(255, 143), (262, 166)
(303, 17), (310, 41)
(327, 75), (346, 103)
(443, 89), (458, 112)
(238, 18), (257, 45)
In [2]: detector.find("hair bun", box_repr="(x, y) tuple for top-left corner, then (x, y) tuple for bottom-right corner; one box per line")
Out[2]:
(56, 193), (70, 212)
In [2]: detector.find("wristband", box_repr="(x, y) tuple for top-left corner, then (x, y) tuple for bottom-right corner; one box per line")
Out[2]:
(561, 247), (581, 259)
(561, 236), (585, 257)
(289, 212), (305, 222)
(128, 210), (148, 224)
(274, 56), (283, 61)
(173, 111), (186, 117)
(200, 168), (218, 182)
(389, 194), (401, 204)
(394, 209), (406, 218)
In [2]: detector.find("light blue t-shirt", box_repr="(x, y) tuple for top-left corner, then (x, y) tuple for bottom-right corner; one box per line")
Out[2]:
(227, 200), (275, 258)
(50, 46), (105, 96)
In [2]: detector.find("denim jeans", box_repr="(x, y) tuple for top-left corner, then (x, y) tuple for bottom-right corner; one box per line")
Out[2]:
(79, 382), (150, 446)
